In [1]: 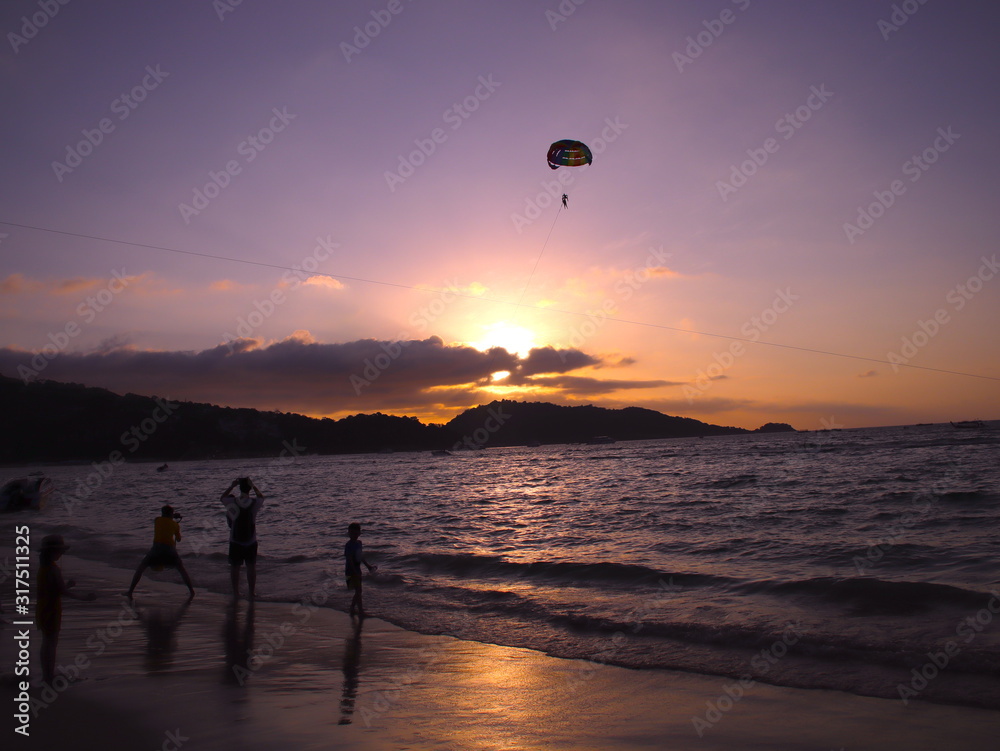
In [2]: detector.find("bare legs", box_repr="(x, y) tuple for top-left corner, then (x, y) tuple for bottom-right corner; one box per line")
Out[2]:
(230, 563), (256, 601)
(128, 559), (194, 598)
(350, 583), (365, 618)
(126, 562), (148, 597)
(40, 632), (58, 684)
(176, 561), (195, 597)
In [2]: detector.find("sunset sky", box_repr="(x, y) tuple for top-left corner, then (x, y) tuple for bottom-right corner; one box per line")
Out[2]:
(1, 0), (998, 430)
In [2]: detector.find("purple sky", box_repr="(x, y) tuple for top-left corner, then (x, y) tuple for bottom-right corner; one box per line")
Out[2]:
(1, 0), (998, 429)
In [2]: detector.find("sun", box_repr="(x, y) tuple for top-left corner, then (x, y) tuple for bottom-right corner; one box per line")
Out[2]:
(469, 321), (537, 358)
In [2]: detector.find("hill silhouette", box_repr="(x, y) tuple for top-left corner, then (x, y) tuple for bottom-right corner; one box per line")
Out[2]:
(447, 400), (751, 447)
(0, 375), (789, 463)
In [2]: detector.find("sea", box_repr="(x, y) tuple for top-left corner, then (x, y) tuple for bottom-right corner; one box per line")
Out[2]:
(4, 422), (999, 709)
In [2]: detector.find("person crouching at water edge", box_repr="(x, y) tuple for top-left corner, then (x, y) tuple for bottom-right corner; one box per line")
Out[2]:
(127, 505), (195, 598)
(345, 523), (377, 617)
(37, 535), (97, 684)
(222, 477), (265, 601)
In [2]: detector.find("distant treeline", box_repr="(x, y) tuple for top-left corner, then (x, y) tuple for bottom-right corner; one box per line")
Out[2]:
(0, 375), (790, 463)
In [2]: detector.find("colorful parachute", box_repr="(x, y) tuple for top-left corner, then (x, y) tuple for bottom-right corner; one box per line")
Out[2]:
(547, 140), (593, 170)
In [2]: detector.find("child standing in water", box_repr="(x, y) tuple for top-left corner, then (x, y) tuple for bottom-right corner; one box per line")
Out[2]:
(37, 535), (96, 685)
(344, 523), (377, 617)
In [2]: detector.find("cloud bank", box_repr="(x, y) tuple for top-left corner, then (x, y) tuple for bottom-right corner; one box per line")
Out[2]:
(0, 335), (667, 419)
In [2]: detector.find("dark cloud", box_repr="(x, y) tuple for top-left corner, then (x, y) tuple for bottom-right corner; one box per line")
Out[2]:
(0, 336), (629, 417)
(518, 346), (600, 376)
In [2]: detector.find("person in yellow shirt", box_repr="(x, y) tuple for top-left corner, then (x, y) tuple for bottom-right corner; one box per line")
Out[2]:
(126, 505), (195, 598)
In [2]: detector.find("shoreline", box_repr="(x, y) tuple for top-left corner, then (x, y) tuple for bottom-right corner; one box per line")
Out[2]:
(2, 546), (999, 750)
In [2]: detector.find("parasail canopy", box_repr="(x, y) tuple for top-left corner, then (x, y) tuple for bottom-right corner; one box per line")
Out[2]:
(547, 140), (593, 170)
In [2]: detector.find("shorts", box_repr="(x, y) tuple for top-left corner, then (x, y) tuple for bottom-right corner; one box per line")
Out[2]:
(229, 541), (258, 566)
(141, 543), (182, 570)
(346, 574), (362, 590)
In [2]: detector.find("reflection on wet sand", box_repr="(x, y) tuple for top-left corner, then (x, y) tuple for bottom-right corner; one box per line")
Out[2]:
(338, 616), (364, 724)
(135, 595), (193, 674)
(223, 600), (256, 686)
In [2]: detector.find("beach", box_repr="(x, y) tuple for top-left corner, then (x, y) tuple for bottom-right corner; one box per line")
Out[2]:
(3, 547), (998, 751)
(4, 429), (999, 712)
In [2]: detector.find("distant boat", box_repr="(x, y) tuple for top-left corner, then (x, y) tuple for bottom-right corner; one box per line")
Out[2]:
(526, 440), (541, 447)
(951, 420), (987, 430)
(586, 436), (616, 445)
(156, 463), (169, 472)
(431, 449), (453, 456)
(1, 474), (53, 512)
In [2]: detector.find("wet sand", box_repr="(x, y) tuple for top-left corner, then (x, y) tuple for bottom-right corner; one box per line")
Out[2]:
(2, 547), (998, 750)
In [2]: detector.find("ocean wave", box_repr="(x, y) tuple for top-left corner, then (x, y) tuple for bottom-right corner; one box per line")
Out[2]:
(745, 576), (992, 614)
(395, 552), (734, 588)
(703, 474), (758, 488)
(936, 490), (996, 503)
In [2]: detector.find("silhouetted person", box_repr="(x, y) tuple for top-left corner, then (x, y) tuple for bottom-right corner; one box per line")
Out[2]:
(345, 523), (377, 617)
(37, 535), (96, 684)
(222, 477), (264, 600)
(127, 505), (195, 598)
